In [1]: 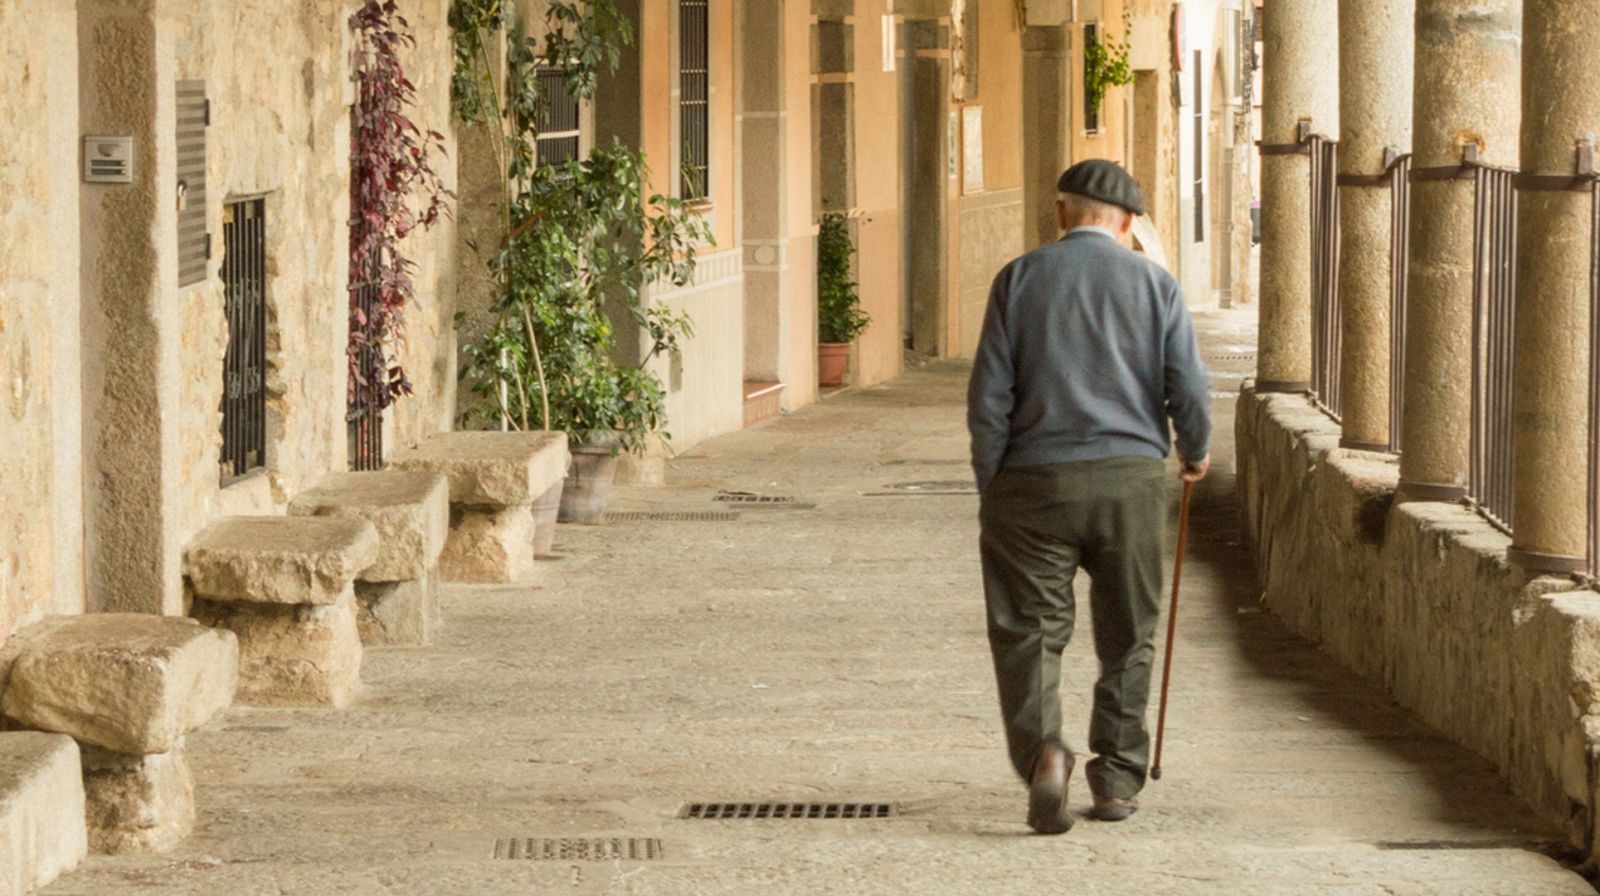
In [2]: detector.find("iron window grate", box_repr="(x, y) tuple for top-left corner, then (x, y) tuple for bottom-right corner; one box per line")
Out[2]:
(494, 838), (663, 861)
(680, 802), (896, 820)
(535, 66), (582, 168)
(220, 198), (267, 482)
(678, 0), (710, 200)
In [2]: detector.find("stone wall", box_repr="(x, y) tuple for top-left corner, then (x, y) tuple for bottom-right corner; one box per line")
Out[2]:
(1237, 389), (1600, 854)
(72, 0), (461, 617)
(0, 0), (83, 643)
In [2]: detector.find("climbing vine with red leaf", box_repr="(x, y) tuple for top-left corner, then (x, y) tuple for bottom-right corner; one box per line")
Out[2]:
(348, 0), (452, 411)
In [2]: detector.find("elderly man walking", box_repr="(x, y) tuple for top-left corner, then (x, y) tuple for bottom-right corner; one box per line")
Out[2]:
(968, 160), (1212, 834)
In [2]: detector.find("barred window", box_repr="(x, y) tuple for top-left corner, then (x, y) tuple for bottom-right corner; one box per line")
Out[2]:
(535, 66), (581, 168)
(221, 198), (267, 481)
(679, 0), (710, 201)
(1083, 23), (1101, 135)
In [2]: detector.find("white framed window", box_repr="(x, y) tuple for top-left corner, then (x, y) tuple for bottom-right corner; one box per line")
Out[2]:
(534, 66), (590, 168)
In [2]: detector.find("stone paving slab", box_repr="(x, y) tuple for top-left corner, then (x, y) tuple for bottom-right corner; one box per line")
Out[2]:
(40, 310), (1596, 895)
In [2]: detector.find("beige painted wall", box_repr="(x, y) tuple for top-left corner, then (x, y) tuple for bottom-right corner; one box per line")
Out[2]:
(0, 0), (83, 643)
(849, 10), (906, 389)
(951, 2), (1026, 358)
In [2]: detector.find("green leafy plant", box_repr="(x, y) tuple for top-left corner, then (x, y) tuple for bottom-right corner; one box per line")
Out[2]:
(817, 212), (870, 344)
(449, 0), (712, 455)
(1085, 15), (1135, 115)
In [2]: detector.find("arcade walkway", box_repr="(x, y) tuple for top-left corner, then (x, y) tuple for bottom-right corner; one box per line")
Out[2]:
(44, 310), (1592, 895)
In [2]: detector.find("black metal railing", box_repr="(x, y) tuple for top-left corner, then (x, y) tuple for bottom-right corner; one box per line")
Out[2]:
(221, 198), (267, 481)
(1309, 135), (1342, 419)
(1470, 165), (1519, 532)
(1388, 154), (1413, 453)
(679, 0), (710, 200)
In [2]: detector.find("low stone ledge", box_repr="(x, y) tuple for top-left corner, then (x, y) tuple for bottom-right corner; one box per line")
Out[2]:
(185, 517), (380, 606)
(389, 431), (569, 508)
(191, 597), (362, 708)
(355, 572), (440, 646)
(437, 506), (536, 584)
(1236, 385), (1600, 856)
(0, 732), (86, 896)
(288, 471), (449, 583)
(80, 742), (193, 855)
(0, 615), (238, 755)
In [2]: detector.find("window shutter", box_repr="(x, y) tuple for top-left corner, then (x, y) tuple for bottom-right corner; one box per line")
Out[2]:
(176, 80), (209, 287)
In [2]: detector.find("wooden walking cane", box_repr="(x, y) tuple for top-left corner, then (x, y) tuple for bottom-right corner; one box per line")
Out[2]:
(1150, 479), (1195, 781)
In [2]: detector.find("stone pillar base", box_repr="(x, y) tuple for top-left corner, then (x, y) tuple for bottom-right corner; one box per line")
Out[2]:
(81, 743), (194, 855)
(439, 506), (535, 584)
(355, 571), (441, 646)
(192, 596), (363, 708)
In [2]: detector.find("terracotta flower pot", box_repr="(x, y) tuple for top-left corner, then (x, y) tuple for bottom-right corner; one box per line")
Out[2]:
(558, 435), (621, 525)
(818, 342), (850, 387)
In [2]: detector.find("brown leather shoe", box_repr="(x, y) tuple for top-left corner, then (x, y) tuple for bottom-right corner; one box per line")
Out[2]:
(1026, 745), (1074, 834)
(1088, 794), (1139, 822)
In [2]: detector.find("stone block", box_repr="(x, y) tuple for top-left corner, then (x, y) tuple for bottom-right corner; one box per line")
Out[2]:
(185, 516), (380, 606)
(437, 505), (536, 584)
(80, 743), (193, 855)
(0, 732), (86, 896)
(288, 471), (450, 583)
(1, 615), (238, 755)
(355, 572), (440, 647)
(390, 431), (569, 508)
(191, 597), (362, 708)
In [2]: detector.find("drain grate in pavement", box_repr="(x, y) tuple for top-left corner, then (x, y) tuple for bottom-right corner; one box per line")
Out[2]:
(604, 511), (739, 523)
(866, 480), (977, 496)
(1207, 352), (1257, 362)
(714, 491), (817, 510)
(680, 802), (896, 820)
(494, 838), (664, 861)
(716, 491), (795, 505)
(1373, 839), (1558, 852)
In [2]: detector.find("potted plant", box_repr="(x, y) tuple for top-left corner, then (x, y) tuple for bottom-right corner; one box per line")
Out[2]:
(817, 211), (870, 387)
(452, 0), (711, 528)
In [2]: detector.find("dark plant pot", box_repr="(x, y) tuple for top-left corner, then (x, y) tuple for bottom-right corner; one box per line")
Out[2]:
(558, 437), (621, 525)
(531, 479), (564, 556)
(818, 342), (850, 387)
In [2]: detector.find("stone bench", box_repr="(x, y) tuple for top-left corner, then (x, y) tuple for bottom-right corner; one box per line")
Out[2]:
(288, 471), (449, 646)
(389, 431), (569, 583)
(185, 517), (377, 708)
(1, 615), (237, 855)
(0, 732), (86, 895)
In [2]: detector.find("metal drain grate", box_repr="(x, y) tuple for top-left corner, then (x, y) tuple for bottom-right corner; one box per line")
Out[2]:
(680, 802), (895, 820)
(604, 512), (739, 523)
(864, 480), (977, 496)
(1207, 352), (1257, 362)
(494, 838), (663, 861)
(715, 491), (795, 505)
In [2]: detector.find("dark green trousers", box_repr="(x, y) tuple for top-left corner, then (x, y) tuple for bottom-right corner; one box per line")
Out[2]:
(980, 456), (1167, 800)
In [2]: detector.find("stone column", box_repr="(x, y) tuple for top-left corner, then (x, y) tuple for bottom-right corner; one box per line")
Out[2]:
(1256, 0), (1339, 391)
(1507, 2), (1599, 572)
(1334, 0), (1413, 450)
(1396, 1), (1521, 500)
(1021, 18), (1072, 250)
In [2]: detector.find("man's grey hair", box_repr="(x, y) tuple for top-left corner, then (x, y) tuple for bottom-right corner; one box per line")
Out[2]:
(1057, 192), (1128, 224)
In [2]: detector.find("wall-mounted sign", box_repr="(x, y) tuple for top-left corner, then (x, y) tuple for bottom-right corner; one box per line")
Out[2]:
(963, 105), (985, 194)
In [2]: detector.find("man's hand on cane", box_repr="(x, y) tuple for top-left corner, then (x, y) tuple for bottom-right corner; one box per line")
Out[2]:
(1180, 455), (1210, 483)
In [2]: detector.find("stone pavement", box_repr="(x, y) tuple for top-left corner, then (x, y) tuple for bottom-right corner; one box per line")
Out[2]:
(43, 310), (1593, 895)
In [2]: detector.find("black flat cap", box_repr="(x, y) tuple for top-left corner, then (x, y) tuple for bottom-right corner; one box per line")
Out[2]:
(1057, 159), (1146, 216)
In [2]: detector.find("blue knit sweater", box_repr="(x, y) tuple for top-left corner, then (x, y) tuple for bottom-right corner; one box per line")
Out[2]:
(967, 228), (1213, 493)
